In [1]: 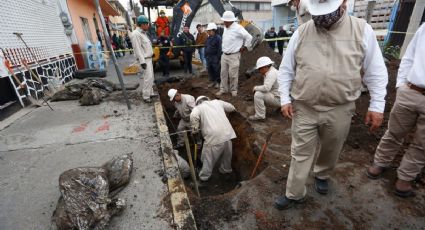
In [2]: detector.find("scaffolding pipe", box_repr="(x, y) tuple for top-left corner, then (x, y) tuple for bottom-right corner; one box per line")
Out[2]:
(94, 0), (132, 110)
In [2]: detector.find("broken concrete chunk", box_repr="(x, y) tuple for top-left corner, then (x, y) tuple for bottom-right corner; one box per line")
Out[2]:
(79, 88), (102, 106)
(102, 153), (133, 192)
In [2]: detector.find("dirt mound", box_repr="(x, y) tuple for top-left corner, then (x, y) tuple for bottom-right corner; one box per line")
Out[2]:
(239, 42), (282, 76)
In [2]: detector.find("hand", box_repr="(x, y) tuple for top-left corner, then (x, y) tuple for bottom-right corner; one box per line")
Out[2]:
(281, 103), (294, 119)
(364, 111), (384, 133)
(240, 46), (247, 52)
(141, 63), (147, 69)
(180, 51), (183, 55)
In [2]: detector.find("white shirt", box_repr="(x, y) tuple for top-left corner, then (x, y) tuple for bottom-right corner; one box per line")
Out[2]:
(222, 22), (253, 54)
(190, 100), (236, 146)
(278, 23), (388, 113)
(131, 28), (153, 65)
(397, 23), (425, 88)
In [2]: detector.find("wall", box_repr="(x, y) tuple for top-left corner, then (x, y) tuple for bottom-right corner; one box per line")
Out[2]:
(0, 0), (76, 108)
(272, 4), (296, 29)
(67, 0), (105, 49)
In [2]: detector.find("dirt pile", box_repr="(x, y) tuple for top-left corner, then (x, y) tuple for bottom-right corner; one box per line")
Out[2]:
(239, 42), (283, 76)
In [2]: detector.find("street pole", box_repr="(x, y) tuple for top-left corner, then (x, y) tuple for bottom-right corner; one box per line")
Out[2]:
(94, 0), (132, 110)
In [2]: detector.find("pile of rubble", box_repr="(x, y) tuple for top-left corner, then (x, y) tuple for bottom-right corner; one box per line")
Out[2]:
(52, 154), (133, 229)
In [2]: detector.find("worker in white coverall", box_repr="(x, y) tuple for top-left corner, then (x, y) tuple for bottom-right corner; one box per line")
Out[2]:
(132, 15), (155, 103)
(249, 57), (281, 121)
(190, 96), (237, 184)
(168, 89), (195, 148)
(216, 11), (253, 97)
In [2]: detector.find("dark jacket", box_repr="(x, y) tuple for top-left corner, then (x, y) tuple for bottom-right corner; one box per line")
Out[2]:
(177, 32), (195, 53)
(205, 34), (222, 58)
(157, 36), (171, 56)
(277, 29), (288, 46)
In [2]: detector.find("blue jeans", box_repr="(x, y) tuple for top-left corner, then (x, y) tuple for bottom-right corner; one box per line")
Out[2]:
(198, 47), (207, 67)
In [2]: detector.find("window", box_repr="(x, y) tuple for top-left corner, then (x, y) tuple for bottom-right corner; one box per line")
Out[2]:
(255, 3), (260, 10)
(81, 17), (93, 42)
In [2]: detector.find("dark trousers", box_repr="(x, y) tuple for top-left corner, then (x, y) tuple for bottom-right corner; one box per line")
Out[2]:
(183, 51), (193, 74)
(206, 56), (220, 83)
(268, 42), (276, 51)
(277, 42), (283, 55)
(159, 54), (170, 75)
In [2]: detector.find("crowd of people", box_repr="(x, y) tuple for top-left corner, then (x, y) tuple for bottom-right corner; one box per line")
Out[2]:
(131, 0), (424, 208)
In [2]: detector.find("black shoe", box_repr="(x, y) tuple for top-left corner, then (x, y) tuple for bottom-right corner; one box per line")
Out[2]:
(274, 196), (305, 210)
(314, 177), (329, 195)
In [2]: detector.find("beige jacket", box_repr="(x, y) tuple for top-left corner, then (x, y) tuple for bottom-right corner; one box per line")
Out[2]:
(254, 66), (280, 97)
(190, 100), (236, 146)
(131, 28), (153, 65)
(293, 13), (366, 111)
(174, 94), (195, 122)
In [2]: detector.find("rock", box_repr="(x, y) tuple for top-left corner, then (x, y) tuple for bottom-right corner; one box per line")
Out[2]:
(102, 153), (133, 192)
(79, 88), (102, 106)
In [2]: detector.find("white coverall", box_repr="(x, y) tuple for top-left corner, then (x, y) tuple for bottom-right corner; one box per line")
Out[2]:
(253, 66), (281, 118)
(174, 94), (195, 146)
(190, 100), (237, 181)
(131, 28), (154, 100)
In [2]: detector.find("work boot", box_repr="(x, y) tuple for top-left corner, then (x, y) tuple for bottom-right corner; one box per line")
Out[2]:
(231, 91), (237, 97)
(394, 179), (414, 198)
(214, 83), (220, 89)
(314, 177), (329, 195)
(366, 164), (385, 179)
(208, 82), (215, 88)
(248, 115), (265, 121)
(274, 196), (305, 210)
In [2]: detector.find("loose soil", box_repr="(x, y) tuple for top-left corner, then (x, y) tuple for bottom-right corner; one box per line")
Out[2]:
(158, 44), (425, 229)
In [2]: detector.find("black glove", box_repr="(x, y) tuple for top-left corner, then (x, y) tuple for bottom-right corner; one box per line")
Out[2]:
(141, 63), (147, 69)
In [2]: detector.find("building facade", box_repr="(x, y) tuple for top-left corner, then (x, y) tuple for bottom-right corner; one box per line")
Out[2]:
(0, 0), (77, 109)
(192, 0), (273, 31)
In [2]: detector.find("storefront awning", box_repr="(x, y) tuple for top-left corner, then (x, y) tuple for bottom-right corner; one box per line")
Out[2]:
(99, 0), (119, 16)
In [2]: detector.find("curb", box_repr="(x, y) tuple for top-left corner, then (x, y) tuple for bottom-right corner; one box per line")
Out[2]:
(154, 101), (197, 230)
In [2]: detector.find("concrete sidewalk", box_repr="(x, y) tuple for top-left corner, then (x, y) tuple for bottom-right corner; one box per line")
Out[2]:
(0, 57), (174, 229)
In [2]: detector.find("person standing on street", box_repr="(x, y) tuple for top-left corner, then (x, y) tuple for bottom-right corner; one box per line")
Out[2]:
(367, 23), (425, 198)
(205, 22), (222, 89)
(195, 24), (208, 70)
(217, 11), (252, 97)
(125, 33), (133, 54)
(249, 57), (281, 121)
(168, 89), (195, 148)
(157, 30), (171, 77)
(190, 96), (237, 184)
(277, 26), (288, 55)
(132, 15), (155, 103)
(275, 0), (388, 209)
(265, 27), (278, 51)
(177, 26), (196, 75)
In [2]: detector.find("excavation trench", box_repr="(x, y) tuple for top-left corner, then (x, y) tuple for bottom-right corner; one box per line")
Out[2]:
(158, 84), (266, 197)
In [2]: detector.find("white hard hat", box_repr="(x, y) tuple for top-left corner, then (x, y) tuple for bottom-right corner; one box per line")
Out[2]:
(195, 96), (209, 105)
(168, 88), (177, 101)
(306, 0), (343, 16)
(206, 22), (217, 31)
(221, 11), (237, 22)
(255, 57), (274, 69)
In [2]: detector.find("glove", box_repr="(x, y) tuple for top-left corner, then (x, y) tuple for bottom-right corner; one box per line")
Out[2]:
(141, 63), (147, 69)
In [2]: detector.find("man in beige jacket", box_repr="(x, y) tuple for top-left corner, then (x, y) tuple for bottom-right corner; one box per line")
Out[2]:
(131, 15), (154, 103)
(249, 57), (281, 121)
(275, 0), (388, 209)
(168, 88), (195, 148)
